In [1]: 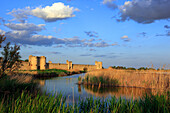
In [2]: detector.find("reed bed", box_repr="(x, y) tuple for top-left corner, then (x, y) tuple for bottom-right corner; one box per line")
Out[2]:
(0, 92), (169, 113)
(84, 69), (170, 90)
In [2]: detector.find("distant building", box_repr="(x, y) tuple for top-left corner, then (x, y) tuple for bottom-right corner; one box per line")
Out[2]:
(19, 55), (103, 71)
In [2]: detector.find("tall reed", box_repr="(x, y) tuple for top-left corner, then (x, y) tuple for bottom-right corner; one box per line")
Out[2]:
(0, 92), (169, 113)
(85, 69), (170, 90)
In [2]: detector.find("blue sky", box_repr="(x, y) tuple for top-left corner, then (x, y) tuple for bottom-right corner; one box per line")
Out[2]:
(0, 0), (170, 68)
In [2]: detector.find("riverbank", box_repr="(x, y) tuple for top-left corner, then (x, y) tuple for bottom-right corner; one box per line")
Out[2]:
(15, 69), (86, 79)
(80, 68), (170, 91)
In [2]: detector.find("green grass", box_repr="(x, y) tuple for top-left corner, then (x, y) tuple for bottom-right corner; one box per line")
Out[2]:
(37, 69), (69, 74)
(35, 69), (70, 78)
(18, 69), (86, 78)
(0, 92), (169, 113)
(83, 75), (119, 86)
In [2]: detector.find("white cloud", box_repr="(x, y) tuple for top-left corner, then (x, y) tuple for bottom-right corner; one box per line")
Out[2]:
(32, 3), (77, 22)
(3, 29), (117, 47)
(102, 0), (118, 10)
(8, 2), (78, 22)
(2, 22), (116, 47)
(121, 35), (128, 39)
(8, 7), (32, 23)
(118, 0), (170, 23)
(62, 36), (83, 44)
(121, 35), (130, 42)
(88, 38), (95, 42)
(4, 23), (45, 31)
(32, 35), (54, 39)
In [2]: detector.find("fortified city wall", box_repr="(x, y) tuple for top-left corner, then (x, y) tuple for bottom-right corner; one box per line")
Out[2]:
(19, 55), (103, 71)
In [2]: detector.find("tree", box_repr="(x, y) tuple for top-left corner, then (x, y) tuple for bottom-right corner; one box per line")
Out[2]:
(0, 35), (21, 78)
(24, 59), (29, 62)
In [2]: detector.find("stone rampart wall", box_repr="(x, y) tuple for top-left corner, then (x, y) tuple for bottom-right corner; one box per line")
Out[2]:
(48, 63), (68, 70)
(19, 62), (30, 70)
(72, 64), (97, 71)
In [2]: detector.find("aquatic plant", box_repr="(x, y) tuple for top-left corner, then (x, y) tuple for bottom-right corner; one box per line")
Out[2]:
(82, 75), (119, 87)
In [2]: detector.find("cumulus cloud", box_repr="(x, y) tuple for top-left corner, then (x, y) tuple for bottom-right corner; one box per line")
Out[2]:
(8, 2), (78, 22)
(102, 0), (118, 10)
(84, 31), (98, 38)
(31, 3), (78, 22)
(121, 35), (130, 42)
(117, 0), (170, 24)
(5, 30), (87, 46)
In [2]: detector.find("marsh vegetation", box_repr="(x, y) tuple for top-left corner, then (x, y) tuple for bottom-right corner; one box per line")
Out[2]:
(82, 68), (170, 90)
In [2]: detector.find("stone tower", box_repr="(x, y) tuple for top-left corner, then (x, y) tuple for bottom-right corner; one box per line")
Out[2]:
(66, 60), (73, 70)
(95, 61), (103, 69)
(40, 56), (46, 70)
(29, 55), (37, 70)
(29, 55), (46, 70)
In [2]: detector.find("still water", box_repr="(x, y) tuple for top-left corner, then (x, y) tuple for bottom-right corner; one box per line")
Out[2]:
(39, 73), (154, 103)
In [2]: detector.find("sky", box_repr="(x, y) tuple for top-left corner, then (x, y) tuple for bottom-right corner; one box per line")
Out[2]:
(0, 0), (170, 69)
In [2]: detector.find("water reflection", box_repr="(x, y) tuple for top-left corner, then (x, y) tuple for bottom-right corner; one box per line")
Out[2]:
(83, 85), (153, 100)
(38, 73), (163, 103)
(78, 85), (81, 93)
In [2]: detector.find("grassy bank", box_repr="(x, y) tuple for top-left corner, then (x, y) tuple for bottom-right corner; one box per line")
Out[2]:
(82, 69), (170, 90)
(17, 69), (86, 79)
